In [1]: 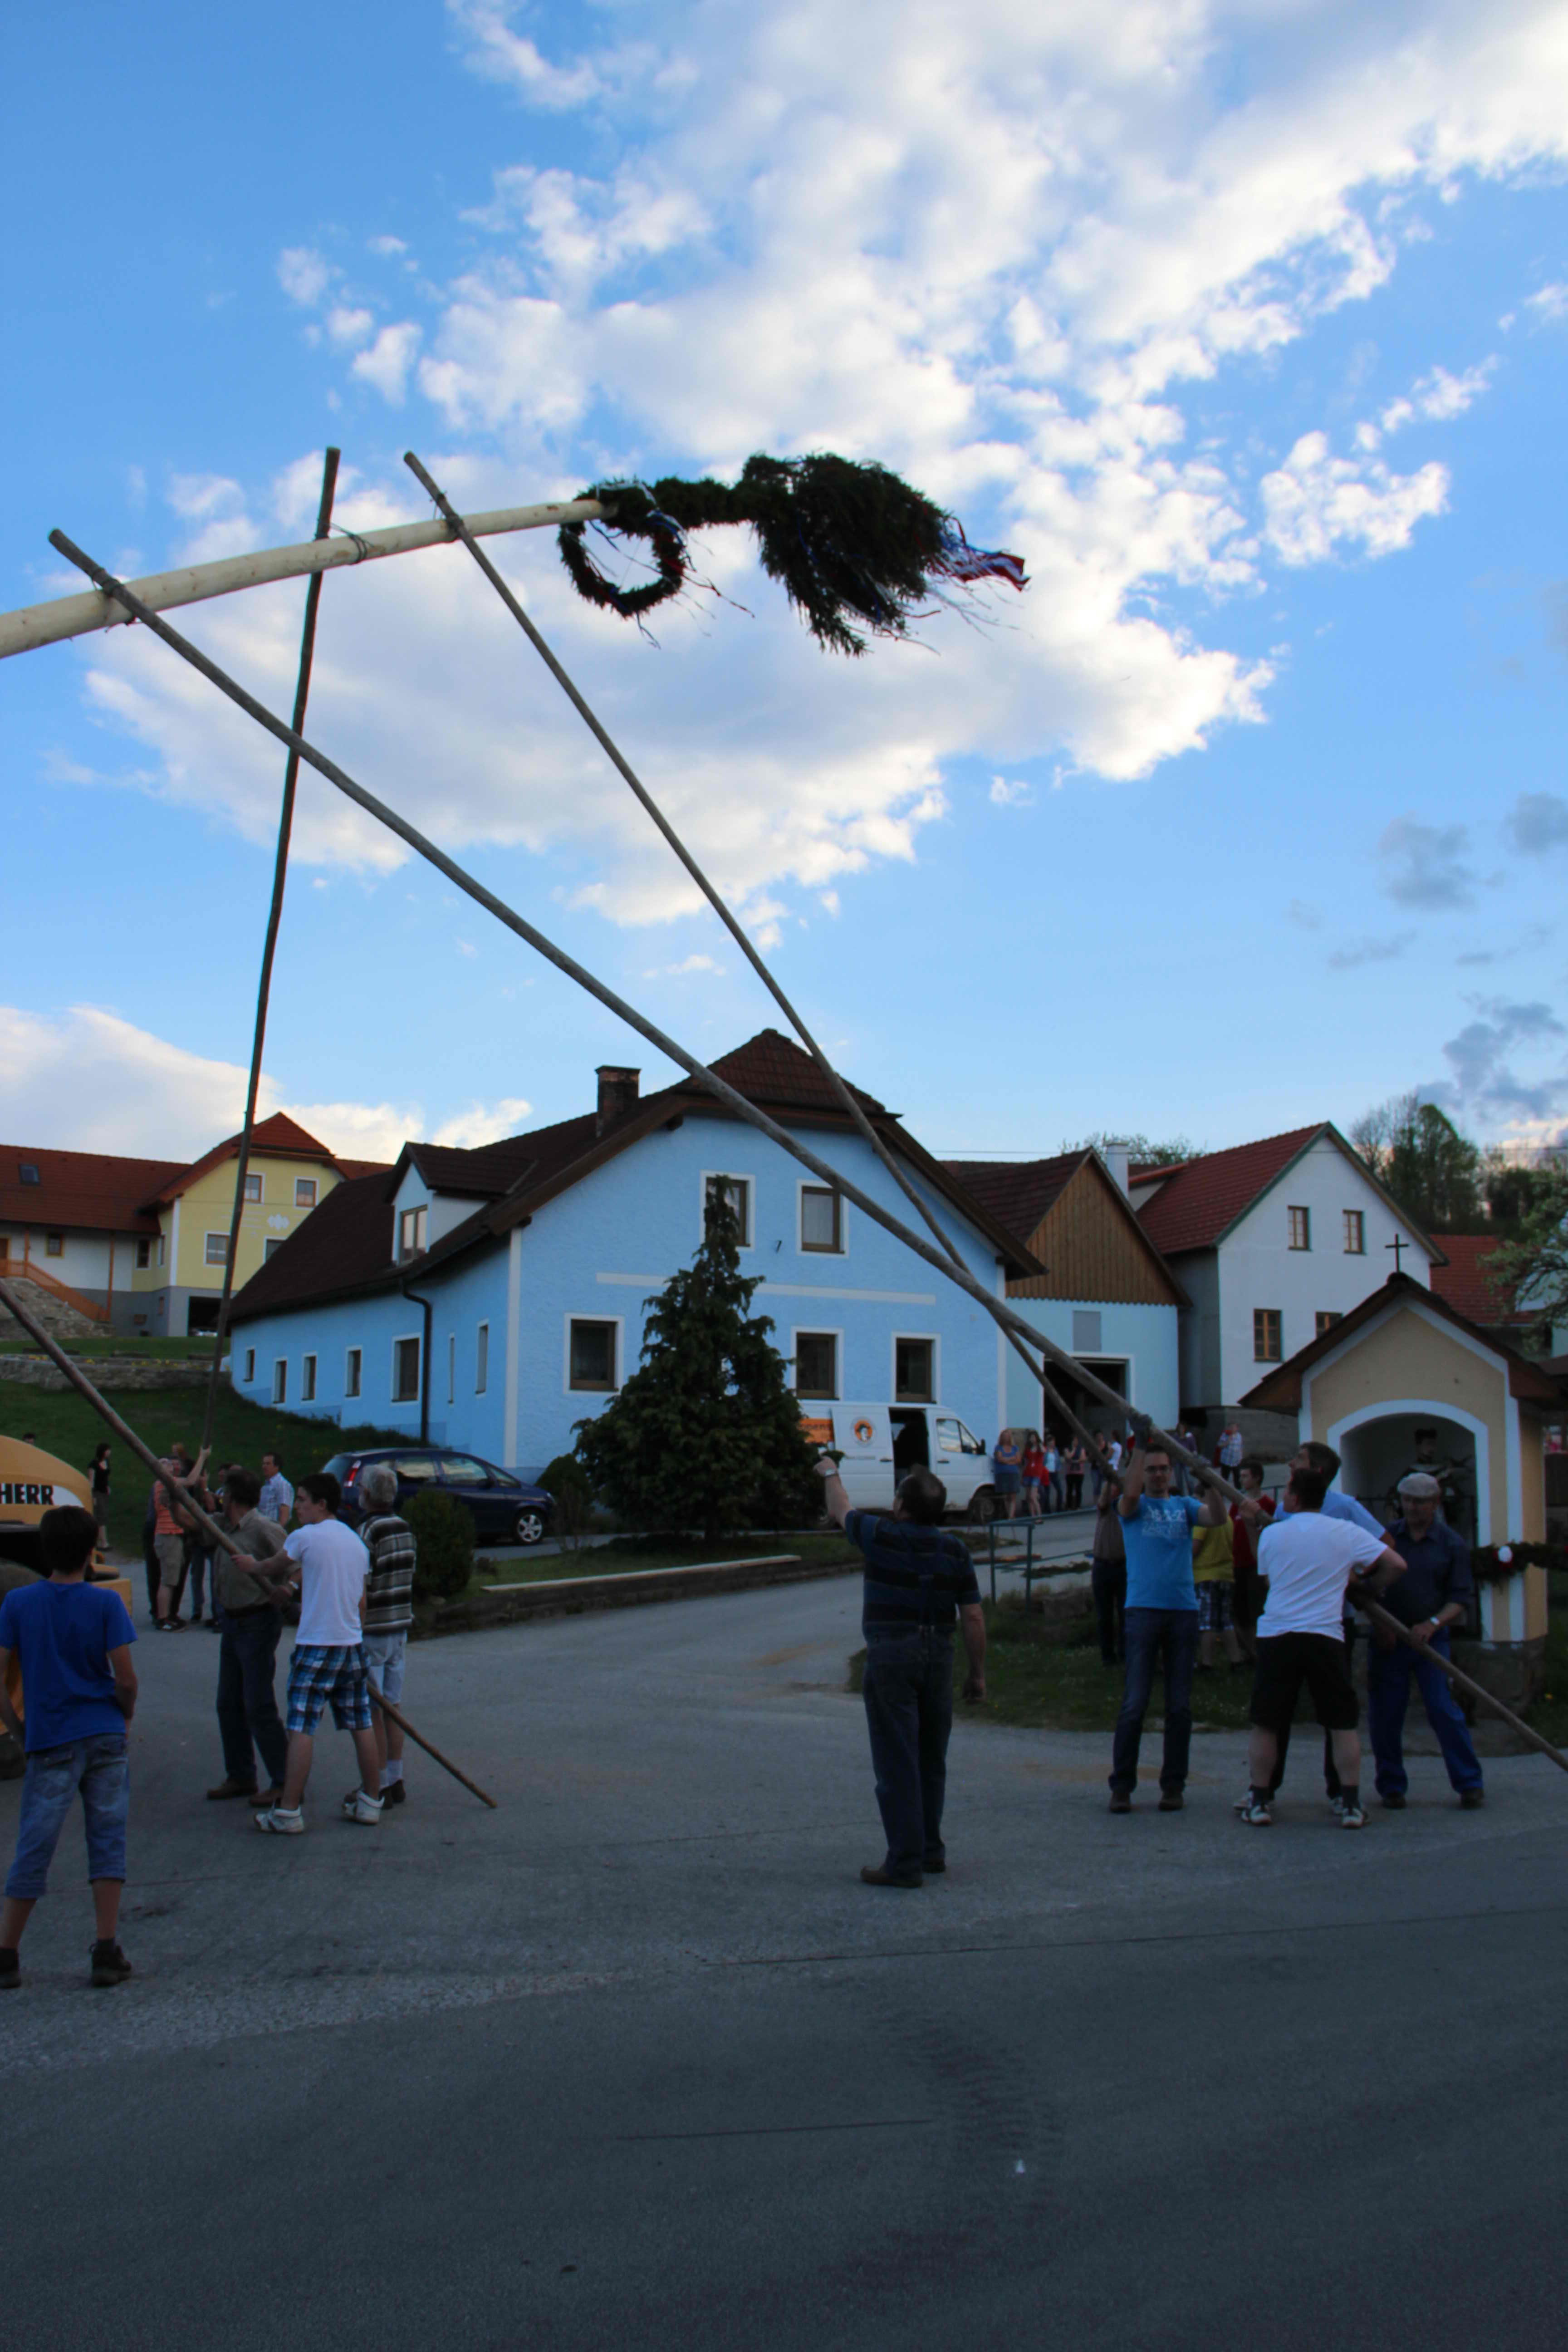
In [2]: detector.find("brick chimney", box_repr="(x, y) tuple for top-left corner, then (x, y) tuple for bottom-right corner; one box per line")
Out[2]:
(595, 1065), (640, 1137)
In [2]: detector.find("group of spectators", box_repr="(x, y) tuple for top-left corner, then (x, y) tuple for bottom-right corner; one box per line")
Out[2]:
(990, 1430), (1090, 1517)
(0, 1448), (420, 1991)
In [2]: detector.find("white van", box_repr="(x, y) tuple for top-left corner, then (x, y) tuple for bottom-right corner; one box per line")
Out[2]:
(802, 1402), (994, 1520)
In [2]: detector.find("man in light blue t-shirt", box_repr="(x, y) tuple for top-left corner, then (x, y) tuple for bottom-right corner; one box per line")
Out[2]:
(1107, 1423), (1230, 1812)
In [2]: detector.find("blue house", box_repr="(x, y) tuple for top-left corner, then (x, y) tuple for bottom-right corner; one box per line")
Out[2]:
(227, 1031), (1039, 1477)
(940, 1149), (1184, 1434)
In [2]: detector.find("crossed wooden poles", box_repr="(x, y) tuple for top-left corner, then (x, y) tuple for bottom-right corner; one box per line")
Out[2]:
(11, 481), (1563, 1786)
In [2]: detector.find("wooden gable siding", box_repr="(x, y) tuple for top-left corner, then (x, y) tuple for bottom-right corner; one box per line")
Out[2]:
(1005, 1160), (1181, 1306)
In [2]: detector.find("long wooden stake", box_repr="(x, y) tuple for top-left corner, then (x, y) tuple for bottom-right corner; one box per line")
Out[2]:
(200, 448), (340, 1451)
(405, 451), (1094, 1463)
(0, 1277), (498, 1809)
(26, 530), (1477, 1514)
(1354, 1592), (1568, 1774)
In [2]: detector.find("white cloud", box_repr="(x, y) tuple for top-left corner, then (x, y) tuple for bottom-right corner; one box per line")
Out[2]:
(277, 246), (333, 308)
(0, 1003), (530, 1163)
(368, 235), (409, 258)
(352, 322), (422, 403)
(327, 305), (376, 349)
(1523, 282), (1568, 324)
(989, 775), (1033, 806)
(1261, 433), (1449, 566)
(1375, 815), (1477, 909)
(1377, 358), (1497, 436)
(643, 953), (724, 976)
(67, 2), (1568, 929)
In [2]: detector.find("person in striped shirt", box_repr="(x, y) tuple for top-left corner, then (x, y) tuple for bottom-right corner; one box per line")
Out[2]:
(356, 1465), (416, 1808)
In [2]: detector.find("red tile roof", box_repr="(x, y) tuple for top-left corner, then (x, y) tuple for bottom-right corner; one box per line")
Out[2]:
(1429, 1234), (1527, 1327)
(145, 1112), (338, 1205)
(1131, 1125), (1324, 1254)
(231, 1029), (1032, 1323)
(939, 1152), (1086, 1242)
(0, 1144), (181, 1237)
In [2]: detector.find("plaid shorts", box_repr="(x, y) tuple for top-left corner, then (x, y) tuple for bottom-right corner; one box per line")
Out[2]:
(286, 1643), (373, 1735)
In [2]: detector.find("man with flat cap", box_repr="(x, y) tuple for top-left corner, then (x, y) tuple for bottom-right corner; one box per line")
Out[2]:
(1368, 1471), (1484, 1811)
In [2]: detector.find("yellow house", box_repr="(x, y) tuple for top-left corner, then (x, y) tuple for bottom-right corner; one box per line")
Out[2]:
(1243, 1269), (1564, 1656)
(0, 1117), (389, 1339)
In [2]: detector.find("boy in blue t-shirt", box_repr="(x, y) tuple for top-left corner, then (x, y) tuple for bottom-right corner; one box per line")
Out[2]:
(1107, 1422), (1229, 1812)
(0, 1505), (138, 1991)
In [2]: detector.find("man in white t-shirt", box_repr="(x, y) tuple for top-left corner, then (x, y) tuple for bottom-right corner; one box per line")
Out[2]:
(255, 1473), (383, 1836)
(1237, 1464), (1406, 1830)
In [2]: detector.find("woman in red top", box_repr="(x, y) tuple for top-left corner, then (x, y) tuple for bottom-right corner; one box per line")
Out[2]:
(1227, 1454), (1274, 1656)
(1019, 1434), (1046, 1520)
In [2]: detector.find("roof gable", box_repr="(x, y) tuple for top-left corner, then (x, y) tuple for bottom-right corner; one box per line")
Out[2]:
(1240, 1270), (1561, 1411)
(147, 1111), (340, 1205)
(1132, 1122), (1444, 1262)
(943, 1151), (1184, 1307)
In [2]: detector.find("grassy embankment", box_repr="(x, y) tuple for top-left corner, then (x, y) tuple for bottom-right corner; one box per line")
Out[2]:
(464, 1529), (860, 1597)
(0, 1385), (400, 1556)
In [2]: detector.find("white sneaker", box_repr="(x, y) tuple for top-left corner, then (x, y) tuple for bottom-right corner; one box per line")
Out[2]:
(341, 1789), (383, 1826)
(1329, 1793), (1349, 1819)
(255, 1804), (304, 1836)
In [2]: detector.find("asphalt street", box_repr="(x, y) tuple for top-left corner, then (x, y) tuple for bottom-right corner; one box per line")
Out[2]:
(4, 1576), (1565, 2352)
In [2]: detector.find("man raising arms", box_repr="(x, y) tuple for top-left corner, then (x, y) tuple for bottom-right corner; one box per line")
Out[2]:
(1109, 1424), (1229, 1813)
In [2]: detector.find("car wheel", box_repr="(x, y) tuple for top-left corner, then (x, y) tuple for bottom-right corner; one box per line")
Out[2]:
(514, 1508), (546, 1547)
(968, 1488), (998, 1526)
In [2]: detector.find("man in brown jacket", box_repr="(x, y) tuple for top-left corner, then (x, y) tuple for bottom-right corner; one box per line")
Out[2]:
(206, 1466), (293, 1808)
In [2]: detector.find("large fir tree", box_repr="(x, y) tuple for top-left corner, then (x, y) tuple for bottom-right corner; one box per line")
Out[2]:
(573, 1196), (821, 1542)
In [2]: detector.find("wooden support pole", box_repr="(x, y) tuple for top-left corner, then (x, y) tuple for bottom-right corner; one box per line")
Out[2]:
(1354, 1592), (1568, 1775)
(0, 1275), (498, 1810)
(0, 494), (607, 661)
(26, 530), (1431, 1513)
(200, 447), (340, 1452)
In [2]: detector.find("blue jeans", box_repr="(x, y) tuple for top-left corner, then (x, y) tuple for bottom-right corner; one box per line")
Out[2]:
(5, 1735), (129, 1900)
(862, 1628), (954, 1879)
(1111, 1608), (1199, 1795)
(1367, 1629), (1483, 1796)
(217, 1607), (288, 1788)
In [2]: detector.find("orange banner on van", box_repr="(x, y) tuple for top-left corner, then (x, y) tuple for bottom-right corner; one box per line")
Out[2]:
(799, 1416), (833, 1446)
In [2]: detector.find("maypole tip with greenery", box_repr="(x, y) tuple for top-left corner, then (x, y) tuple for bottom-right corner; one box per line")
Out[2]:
(559, 450), (1027, 655)
(572, 1195), (821, 1543)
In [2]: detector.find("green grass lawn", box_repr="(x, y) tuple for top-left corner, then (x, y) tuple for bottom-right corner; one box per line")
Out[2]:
(0, 1385), (402, 1554)
(0, 1335), (216, 1360)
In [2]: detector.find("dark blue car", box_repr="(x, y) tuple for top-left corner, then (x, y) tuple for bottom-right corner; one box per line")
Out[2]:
(321, 1446), (553, 1546)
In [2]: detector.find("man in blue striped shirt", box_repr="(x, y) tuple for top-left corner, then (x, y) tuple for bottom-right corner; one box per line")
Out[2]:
(818, 1457), (986, 1889)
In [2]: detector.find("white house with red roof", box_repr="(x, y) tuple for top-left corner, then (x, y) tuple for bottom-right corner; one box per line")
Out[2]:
(1128, 1123), (1444, 1434)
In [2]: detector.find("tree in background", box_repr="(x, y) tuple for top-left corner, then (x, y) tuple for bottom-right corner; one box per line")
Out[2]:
(1071, 1130), (1204, 1170)
(573, 1195), (820, 1544)
(1348, 1094), (1483, 1233)
(1489, 1167), (1568, 1346)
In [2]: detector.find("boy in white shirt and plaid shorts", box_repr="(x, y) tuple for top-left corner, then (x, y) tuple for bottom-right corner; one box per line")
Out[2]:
(255, 1474), (384, 1836)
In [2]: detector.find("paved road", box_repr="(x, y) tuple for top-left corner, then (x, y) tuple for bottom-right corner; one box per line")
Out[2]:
(4, 1578), (1564, 2350)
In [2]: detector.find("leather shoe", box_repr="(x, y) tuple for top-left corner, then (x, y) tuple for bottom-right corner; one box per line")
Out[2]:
(860, 1864), (922, 1888)
(206, 1778), (258, 1802)
(1459, 1789), (1485, 1809)
(1380, 1791), (1407, 1809)
(1157, 1790), (1184, 1812)
(1108, 1792), (1132, 1813)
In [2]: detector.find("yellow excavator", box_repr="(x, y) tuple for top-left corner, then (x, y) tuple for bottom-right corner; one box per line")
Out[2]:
(0, 1434), (134, 1775)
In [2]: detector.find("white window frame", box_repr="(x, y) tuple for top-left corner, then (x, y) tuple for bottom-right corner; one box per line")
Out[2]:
(447, 1332), (456, 1405)
(344, 1347), (362, 1399)
(1287, 1205), (1311, 1251)
(204, 1231), (229, 1267)
(564, 1313), (622, 1394)
(797, 1179), (846, 1256)
(273, 1358), (288, 1404)
(1343, 1209), (1365, 1255)
(157, 1235), (167, 1268)
(398, 1205), (427, 1262)
(294, 1177), (318, 1209)
(700, 1171), (753, 1248)
(301, 1353), (317, 1403)
(391, 1331), (422, 1405)
(790, 1326), (843, 1401)
(475, 1321), (489, 1395)
(243, 1172), (263, 1203)
(892, 1332), (938, 1405)
(243, 1348), (255, 1383)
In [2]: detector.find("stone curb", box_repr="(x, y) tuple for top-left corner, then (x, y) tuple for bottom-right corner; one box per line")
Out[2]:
(415, 1549), (861, 1639)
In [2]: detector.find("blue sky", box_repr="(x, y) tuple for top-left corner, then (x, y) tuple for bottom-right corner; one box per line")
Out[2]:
(4, 0), (1567, 1167)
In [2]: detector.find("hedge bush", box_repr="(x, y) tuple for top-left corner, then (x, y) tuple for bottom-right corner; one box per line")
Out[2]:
(404, 1488), (475, 1601)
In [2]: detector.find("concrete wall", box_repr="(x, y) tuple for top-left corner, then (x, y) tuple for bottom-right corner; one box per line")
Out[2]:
(1001, 1298), (1178, 1433)
(230, 1112), (1007, 1478)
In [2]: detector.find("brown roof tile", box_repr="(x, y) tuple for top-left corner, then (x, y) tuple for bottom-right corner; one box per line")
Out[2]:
(1132, 1125), (1324, 1254)
(940, 1152), (1086, 1241)
(1429, 1234), (1528, 1326)
(0, 1144), (182, 1237)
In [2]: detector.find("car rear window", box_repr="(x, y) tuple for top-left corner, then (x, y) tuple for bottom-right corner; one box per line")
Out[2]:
(321, 1455), (352, 1480)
